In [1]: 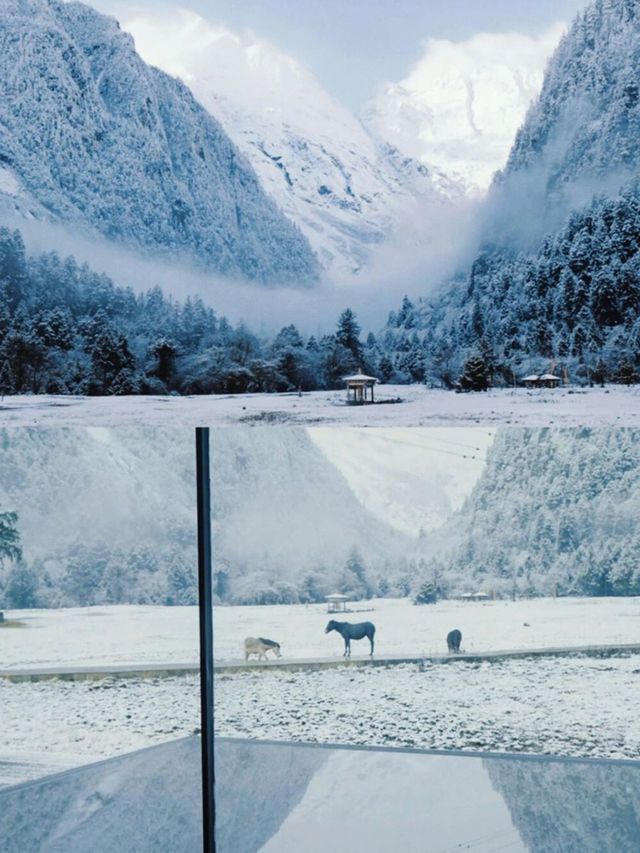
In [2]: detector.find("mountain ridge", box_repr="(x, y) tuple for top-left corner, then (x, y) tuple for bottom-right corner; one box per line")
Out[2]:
(0, 0), (318, 282)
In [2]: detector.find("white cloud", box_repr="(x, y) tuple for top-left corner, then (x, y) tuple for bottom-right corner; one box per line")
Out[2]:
(362, 24), (567, 193)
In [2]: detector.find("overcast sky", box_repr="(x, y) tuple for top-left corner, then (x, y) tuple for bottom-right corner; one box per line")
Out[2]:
(98, 0), (589, 109)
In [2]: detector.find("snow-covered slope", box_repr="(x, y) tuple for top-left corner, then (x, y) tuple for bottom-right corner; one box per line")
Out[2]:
(384, 0), (640, 383)
(502, 0), (640, 198)
(0, 0), (317, 282)
(121, 9), (460, 276)
(309, 428), (492, 537)
(427, 428), (640, 597)
(362, 26), (564, 195)
(0, 427), (406, 606)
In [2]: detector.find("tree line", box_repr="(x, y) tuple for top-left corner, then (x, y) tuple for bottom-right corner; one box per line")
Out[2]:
(380, 182), (640, 390)
(0, 227), (389, 396)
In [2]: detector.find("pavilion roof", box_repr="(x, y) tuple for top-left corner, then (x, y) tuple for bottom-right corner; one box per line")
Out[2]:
(343, 373), (378, 383)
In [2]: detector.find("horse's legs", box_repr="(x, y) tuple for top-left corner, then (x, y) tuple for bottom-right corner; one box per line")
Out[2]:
(370, 635), (374, 656)
(344, 638), (350, 657)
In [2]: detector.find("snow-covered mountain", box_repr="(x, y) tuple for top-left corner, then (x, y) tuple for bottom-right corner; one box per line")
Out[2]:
(0, 0), (317, 282)
(0, 427), (407, 606)
(362, 26), (564, 195)
(309, 428), (492, 537)
(120, 9), (461, 276)
(423, 428), (640, 597)
(382, 0), (640, 385)
(501, 0), (640, 201)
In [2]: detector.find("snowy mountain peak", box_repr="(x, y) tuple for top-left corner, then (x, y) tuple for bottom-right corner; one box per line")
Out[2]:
(362, 25), (565, 195)
(120, 9), (460, 276)
(0, 0), (318, 282)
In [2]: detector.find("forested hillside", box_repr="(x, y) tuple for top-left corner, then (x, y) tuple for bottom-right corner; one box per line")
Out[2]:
(380, 184), (640, 387)
(0, 0), (317, 281)
(0, 428), (407, 608)
(417, 428), (640, 598)
(380, 0), (640, 388)
(0, 227), (373, 395)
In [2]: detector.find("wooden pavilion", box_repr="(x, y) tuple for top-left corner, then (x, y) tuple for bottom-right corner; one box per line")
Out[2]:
(325, 593), (349, 613)
(343, 370), (378, 405)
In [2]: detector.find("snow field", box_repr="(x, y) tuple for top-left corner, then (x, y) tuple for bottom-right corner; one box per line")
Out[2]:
(2, 385), (640, 427)
(215, 653), (640, 759)
(1, 652), (638, 788)
(1, 597), (639, 786)
(3, 597), (639, 670)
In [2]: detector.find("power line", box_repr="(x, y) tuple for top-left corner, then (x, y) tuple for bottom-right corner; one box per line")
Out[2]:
(369, 432), (489, 463)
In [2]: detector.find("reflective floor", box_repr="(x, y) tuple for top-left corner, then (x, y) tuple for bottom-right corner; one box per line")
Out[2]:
(1, 737), (639, 852)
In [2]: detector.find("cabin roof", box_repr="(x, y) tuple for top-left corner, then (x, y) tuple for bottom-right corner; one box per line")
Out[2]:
(325, 592), (349, 601)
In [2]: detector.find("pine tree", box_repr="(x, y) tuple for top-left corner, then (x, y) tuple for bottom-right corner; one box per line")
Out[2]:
(0, 511), (21, 565)
(336, 308), (363, 363)
(0, 360), (15, 399)
(459, 355), (491, 391)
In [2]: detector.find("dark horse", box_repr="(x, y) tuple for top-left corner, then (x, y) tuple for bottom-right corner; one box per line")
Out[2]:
(325, 620), (375, 656)
(447, 629), (462, 653)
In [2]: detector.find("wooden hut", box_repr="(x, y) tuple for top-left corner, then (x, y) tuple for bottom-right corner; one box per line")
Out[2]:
(460, 591), (489, 602)
(343, 371), (378, 405)
(539, 373), (561, 388)
(522, 373), (562, 389)
(522, 374), (541, 388)
(325, 593), (349, 613)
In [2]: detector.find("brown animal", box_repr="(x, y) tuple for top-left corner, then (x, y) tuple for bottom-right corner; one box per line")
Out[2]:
(244, 637), (282, 661)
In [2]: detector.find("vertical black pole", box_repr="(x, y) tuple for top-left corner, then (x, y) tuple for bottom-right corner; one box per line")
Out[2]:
(196, 427), (215, 852)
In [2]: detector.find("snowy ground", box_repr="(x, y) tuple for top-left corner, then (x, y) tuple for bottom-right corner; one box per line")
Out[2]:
(1, 597), (639, 786)
(1, 384), (640, 426)
(1, 653), (639, 787)
(2, 597), (639, 670)
(215, 653), (640, 759)
(0, 675), (200, 786)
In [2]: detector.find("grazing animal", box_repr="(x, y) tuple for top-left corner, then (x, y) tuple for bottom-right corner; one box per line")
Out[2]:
(325, 620), (375, 657)
(447, 629), (462, 653)
(244, 637), (282, 661)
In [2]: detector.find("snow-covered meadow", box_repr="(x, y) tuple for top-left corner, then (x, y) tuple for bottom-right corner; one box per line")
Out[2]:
(1, 385), (640, 427)
(1, 597), (639, 785)
(215, 654), (640, 759)
(2, 597), (639, 670)
(1, 652), (639, 786)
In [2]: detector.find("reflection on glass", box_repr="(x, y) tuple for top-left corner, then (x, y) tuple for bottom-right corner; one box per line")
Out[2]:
(0, 737), (202, 853)
(0, 428), (201, 789)
(1, 738), (638, 853)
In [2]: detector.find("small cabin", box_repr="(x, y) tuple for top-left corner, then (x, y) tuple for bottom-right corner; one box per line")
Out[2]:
(325, 593), (349, 613)
(539, 373), (561, 388)
(460, 591), (490, 602)
(343, 371), (378, 405)
(522, 373), (561, 389)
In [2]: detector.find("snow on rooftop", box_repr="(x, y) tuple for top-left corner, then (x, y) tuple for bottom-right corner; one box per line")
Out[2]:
(343, 373), (378, 383)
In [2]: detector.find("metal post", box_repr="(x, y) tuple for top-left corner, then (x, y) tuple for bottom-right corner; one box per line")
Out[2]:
(196, 427), (215, 852)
